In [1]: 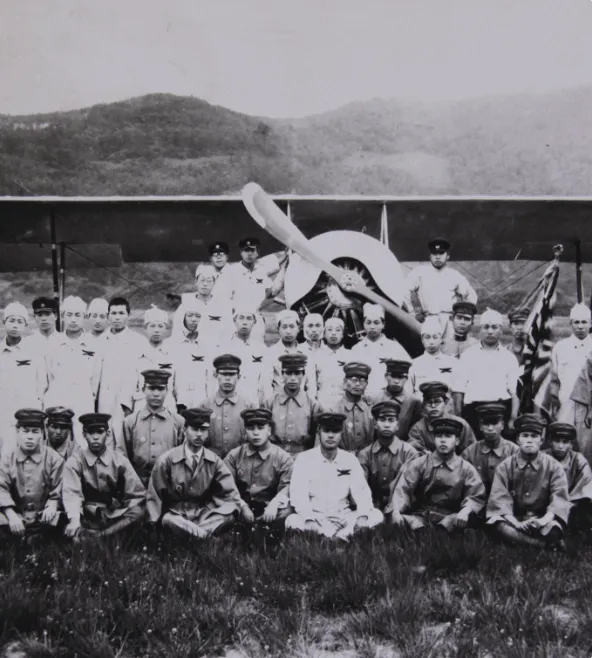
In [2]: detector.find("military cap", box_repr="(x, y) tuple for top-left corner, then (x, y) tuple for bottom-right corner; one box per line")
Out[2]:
(384, 359), (411, 377)
(14, 408), (47, 428)
(181, 407), (212, 429)
(371, 400), (401, 419)
(428, 238), (451, 254)
(213, 354), (242, 373)
(209, 241), (230, 255)
(547, 422), (577, 441)
(79, 413), (111, 431)
(475, 402), (507, 422)
(343, 361), (372, 378)
(239, 236), (260, 249)
(431, 417), (463, 436)
(279, 353), (308, 371)
(32, 296), (58, 314)
(317, 412), (347, 431)
(508, 308), (529, 323)
(46, 406), (75, 427)
(141, 369), (172, 386)
(514, 413), (546, 435)
(452, 301), (477, 317)
(241, 408), (273, 426)
(419, 381), (449, 400)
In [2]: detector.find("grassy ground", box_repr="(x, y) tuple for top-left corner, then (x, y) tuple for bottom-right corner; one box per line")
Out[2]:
(1, 527), (592, 658)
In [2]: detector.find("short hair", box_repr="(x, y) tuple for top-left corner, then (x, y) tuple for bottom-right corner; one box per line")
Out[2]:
(108, 296), (130, 314)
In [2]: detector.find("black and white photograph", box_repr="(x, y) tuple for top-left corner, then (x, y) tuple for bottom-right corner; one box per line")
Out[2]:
(1, 1), (592, 657)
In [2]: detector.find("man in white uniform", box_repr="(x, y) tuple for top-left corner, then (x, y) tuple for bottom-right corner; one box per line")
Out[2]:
(25, 297), (63, 357)
(549, 303), (592, 423)
(285, 412), (383, 540)
(208, 241), (234, 302)
(350, 303), (410, 398)
(315, 318), (351, 407)
(408, 316), (457, 394)
(0, 302), (49, 455)
(86, 298), (109, 349)
(298, 314), (324, 359)
(403, 238), (477, 331)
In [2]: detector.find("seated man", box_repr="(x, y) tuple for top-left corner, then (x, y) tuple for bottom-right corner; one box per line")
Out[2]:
(147, 408), (242, 539)
(263, 354), (319, 456)
(369, 359), (422, 441)
(408, 382), (475, 454)
(461, 402), (519, 494)
(0, 409), (64, 539)
(120, 370), (185, 486)
(62, 413), (146, 540)
(286, 412), (383, 540)
(46, 406), (76, 460)
(545, 421), (592, 533)
(224, 408), (293, 540)
(357, 401), (419, 511)
(388, 417), (486, 532)
(487, 414), (569, 548)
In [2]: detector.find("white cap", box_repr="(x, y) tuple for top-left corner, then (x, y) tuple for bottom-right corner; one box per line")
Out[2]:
(570, 303), (591, 321)
(420, 316), (444, 336)
(363, 303), (385, 319)
(233, 304), (258, 320)
(87, 298), (108, 315)
(480, 308), (504, 326)
(62, 296), (86, 314)
(277, 310), (300, 326)
(4, 302), (29, 323)
(195, 264), (218, 280)
(143, 305), (169, 326)
(325, 317), (345, 330)
(303, 313), (324, 326)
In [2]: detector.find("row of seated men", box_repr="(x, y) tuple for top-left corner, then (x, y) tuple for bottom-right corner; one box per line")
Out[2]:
(1, 388), (590, 550)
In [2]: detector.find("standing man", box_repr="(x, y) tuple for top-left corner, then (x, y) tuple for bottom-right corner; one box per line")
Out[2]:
(225, 408), (294, 540)
(86, 298), (110, 348)
(388, 417), (486, 532)
(403, 238), (477, 329)
(25, 297), (62, 357)
(0, 409), (64, 540)
(286, 412), (383, 540)
(263, 354), (319, 456)
(369, 359), (422, 441)
(299, 314), (324, 358)
(200, 354), (255, 458)
(0, 302), (48, 455)
(261, 311), (317, 400)
(350, 303), (410, 398)
(357, 401), (419, 511)
(147, 408), (242, 539)
(452, 309), (520, 435)
(208, 241), (233, 302)
(315, 318), (351, 407)
(441, 302), (478, 359)
(408, 317), (457, 393)
(461, 402), (519, 494)
(62, 413), (146, 540)
(487, 414), (569, 548)
(549, 303), (592, 423)
(506, 309), (530, 366)
(46, 406), (76, 460)
(96, 297), (148, 446)
(408, 382), (475, 454)
(120, 370), (185, 486)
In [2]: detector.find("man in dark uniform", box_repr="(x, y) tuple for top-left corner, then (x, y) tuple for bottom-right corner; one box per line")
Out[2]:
(46, 406), (77, 460)
(507, 308), (529, 366)
(441, 302), (478, 359)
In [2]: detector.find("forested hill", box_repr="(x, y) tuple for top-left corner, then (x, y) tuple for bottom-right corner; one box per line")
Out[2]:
(1, 87), (592, 196)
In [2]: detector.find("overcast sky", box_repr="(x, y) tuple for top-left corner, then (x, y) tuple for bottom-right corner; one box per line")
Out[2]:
(1, 0), (591, 118)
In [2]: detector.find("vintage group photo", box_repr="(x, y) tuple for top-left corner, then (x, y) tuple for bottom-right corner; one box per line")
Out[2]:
(1, 2), (592, 657)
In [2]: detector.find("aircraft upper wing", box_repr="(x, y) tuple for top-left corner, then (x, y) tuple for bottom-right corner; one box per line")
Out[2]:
(0, 196), (589, 271)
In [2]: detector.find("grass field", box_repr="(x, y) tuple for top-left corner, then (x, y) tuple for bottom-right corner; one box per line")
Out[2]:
(1, 527), (592, 658)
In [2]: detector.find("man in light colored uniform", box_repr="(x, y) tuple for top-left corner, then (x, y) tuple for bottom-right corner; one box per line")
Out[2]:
(350, 303), (409, 398)
(208, 241), (234, 302)
(86, 298), (109, 349)
(285, 412), (383, 540)
(24, 297), (63, 357)
(0, 302), (49, 455)
(315, 318), (351, 408)
(298, 313), (324, 359)
(549, 303), (592, 423)
(408, 316), (457, 394)
(403, 238), (477, 336)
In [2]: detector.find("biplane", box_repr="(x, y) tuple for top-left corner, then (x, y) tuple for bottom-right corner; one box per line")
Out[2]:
(0, 193), (590, 358)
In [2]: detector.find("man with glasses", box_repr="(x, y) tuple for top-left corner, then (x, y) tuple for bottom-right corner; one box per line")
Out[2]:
(452, 309), (520, 435)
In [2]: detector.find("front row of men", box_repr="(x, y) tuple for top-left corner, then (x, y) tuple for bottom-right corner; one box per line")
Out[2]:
(1, 391), (591, 550)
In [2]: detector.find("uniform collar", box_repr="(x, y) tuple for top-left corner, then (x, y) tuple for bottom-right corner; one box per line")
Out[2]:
(245, 443), (272, 459)
(343, 395), (367, 411)
(140, 406), (169, 421)
(2, 338), (23, 352)
(479, 439), (504, 457)
(316, 447), (346, 465)
(432, 452), (460, 470)
(478, 341), (502, 352)
(568, 334), (592, 348)
(382, 388), (405, 403)
(361, 334), (386, 346)
(215, 391), (238, 406)
(516, 453), (542, 470)
(371, 438), (401, 455)
(83, 447), (111, 467)
(279, 388), (306, 406)
(15, 447), (42, 463)
(184, 444), (204, 465)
